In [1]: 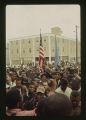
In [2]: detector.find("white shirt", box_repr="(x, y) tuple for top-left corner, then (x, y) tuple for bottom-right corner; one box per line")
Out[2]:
(12, 82), (16, 87)
(6, 82), (13, 88)
(55, 86), (72, 99)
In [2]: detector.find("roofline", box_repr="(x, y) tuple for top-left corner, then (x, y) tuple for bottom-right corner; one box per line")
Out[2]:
(7, 33), (77, 42)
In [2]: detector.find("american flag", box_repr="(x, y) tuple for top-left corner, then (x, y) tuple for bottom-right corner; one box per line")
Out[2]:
(39, 31), (44, 73)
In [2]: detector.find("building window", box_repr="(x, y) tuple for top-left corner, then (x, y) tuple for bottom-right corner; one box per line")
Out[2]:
(23, 40), (24, 43)
(11, 50), (13, 54)
(29, 48), (31, 53)
(17, 49), (19, 54)
(36, 40), (39, 42)
(52, 48), (54, 52)
(37, 48), (39, 51)
(23, 50), (25, 53)
(44, 47), (46, 51)
(16, 41), (18, 45)
(28, 40), (31, 44)
(63, 48), (64, 52)
(63, 39), (64, 43)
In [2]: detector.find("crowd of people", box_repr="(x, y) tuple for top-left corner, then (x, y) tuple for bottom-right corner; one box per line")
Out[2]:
(6, 61), (81, 116)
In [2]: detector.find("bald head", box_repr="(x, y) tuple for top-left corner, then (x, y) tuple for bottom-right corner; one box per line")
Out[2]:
(36, 93), (72, 116)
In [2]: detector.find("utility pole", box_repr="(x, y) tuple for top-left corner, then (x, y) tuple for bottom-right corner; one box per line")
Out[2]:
(76, 25), (78, 63)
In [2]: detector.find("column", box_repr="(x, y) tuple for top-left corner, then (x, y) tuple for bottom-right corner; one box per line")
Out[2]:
(61, 38), (62, 60)
(68, 39), (70, 62)
(49, 35), (51, 64)
(9, 42), (12, 67)
(20, 40), (22, 64)
(33, 39), (35, 66)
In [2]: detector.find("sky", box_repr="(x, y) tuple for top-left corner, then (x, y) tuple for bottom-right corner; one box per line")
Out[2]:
(6, 5), (80, 43)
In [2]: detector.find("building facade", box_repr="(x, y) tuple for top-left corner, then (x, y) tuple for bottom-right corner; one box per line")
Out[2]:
(7, 34), (80, 66)
(6, 27), (81, 66)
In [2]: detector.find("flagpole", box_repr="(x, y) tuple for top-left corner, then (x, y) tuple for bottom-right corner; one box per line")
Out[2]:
(55, 35), (59, 69)
(40, 28), (41, 34)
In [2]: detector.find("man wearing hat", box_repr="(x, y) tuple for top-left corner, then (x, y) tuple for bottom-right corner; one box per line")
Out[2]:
(36, 86), (46, 106)
(55, 78), (72, 99)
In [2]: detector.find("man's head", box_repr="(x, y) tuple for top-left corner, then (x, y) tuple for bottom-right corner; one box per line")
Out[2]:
(41, 74), (47, 82)
(56, 72), (61, 80)
(6, 89), (21, 109)
(36, 86), (45, 101)
(51, 72), (57, 79)
(48, 79), (57, 91)
(36, 93), (72, 116)
(23, 85), (28, 93)
(71, 77), (81, 91)
(73, 69), (78, 77)
(70, 90), (81, 109)
(20, 70), (27, 79)
(32, 79), (39, 88)
(16, 78), (22, 88)
(62, 71), (67, 78)
(6, 73), (12, 84)
(28, 83), (35, 94)
(11, 72), (18, 82)
(43, 82), (48, 90)
(60, 78), (68, 91)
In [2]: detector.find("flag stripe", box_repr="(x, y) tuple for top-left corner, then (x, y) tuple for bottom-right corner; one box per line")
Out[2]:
(39, 31), (44, 73)
(40, 51), (44, 56)
(40, 47), (44, 52)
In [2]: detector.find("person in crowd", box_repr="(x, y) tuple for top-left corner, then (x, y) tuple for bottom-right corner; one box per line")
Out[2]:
(6, 73), (13, 92)
(47, 79), (57, 95)
(23, 83), (36, 110)
(43, 82), (49, 90)
(6, 89), (36, 116)
(73, 69), (81, 79)
(70, 90), (81, 115)
(51, 72), (58, 87)
(6, 61), (81, 116)
(40, 74), (47, 83)
(19, 70), (30, 86)
(32, 79), (40, 91)
(10, 72), (18, 87)
(36, 93), (72, 116)
(23, 83), (35, 102)
(55, 78), (72, 99)
(61, 71), (68, 78)
(12, 77), (27, 97)
(56, 72), (61, 87)
(71, 77), (81, 91)
(22, 85), (28, 96)
(20, 70), (27, 79)
(51, 72), (57, 80)
(45, 87), (51, 97)
(35, 86), (46, 106)
(67, 74), (74, 88)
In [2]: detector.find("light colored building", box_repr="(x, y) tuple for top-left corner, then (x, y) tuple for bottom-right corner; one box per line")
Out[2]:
(7, 27), (81, 66)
